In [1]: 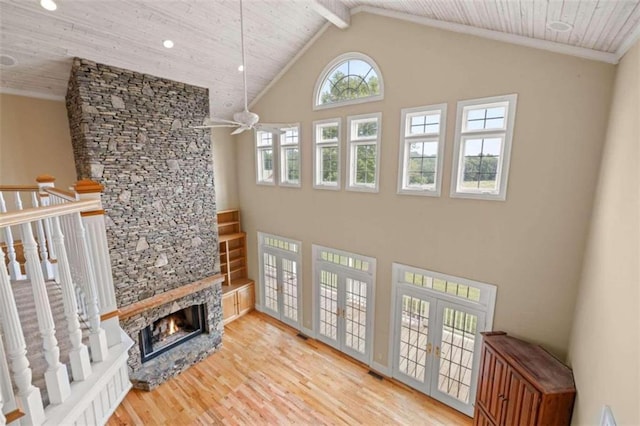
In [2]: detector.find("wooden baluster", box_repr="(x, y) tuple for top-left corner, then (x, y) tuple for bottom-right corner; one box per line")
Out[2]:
(0, 330), (17, 422)
(73, 212), (108, 362)
(20, 221), (71, 404)
(30, 193), (55, 281)
(58, 213), (86, 319)
(51, 215), (93, 381)
(13, 192), (23, 211)
(75, 180), (120, 348)
(0, 248), (45, 425)
(0, 193), (24, 281)
(36, 176), (58, 282)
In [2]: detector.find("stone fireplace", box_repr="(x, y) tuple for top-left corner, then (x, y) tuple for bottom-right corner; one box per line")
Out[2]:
(140, 305), (205, 363)
(65, 58), (223, 390)
(118, 277), (222, 390)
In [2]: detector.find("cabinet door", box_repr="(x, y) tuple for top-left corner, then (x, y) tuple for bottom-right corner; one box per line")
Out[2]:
(504, 369), (540, 426)
(474, 407), (496, 426)
(222, 292), (238, 324)
(237, 283), (255, 315)
(476, 345), (509, 425)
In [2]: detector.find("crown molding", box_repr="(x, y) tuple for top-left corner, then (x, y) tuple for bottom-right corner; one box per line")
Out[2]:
(0, 87), (65, 101)
(350, 5), (620, 65)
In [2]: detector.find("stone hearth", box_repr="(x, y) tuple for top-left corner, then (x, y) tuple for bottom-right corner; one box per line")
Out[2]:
(119, 276), (224, 390)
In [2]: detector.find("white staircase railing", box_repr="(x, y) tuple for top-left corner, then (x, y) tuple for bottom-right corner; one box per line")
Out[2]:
(0, 176), (132, 426)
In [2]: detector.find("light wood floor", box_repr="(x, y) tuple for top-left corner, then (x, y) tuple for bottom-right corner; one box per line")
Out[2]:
(108, 312), (472, 425)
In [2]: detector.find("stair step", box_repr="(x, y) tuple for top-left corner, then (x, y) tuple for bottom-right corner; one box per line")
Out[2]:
(7, 279), (91, 408)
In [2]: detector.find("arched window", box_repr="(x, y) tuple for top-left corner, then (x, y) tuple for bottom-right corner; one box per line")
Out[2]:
(314, 52), (384, 110)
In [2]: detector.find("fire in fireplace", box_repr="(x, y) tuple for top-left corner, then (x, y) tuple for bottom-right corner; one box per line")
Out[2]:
(140, 305), (206, 363)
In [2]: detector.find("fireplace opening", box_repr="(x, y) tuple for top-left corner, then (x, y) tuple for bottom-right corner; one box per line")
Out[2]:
(140, 305), (206, 363)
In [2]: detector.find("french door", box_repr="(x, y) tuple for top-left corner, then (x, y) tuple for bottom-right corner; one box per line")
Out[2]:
(314, 245), (375, 365)
(391, 263), (495, 416)
(258, 233), (301, 329)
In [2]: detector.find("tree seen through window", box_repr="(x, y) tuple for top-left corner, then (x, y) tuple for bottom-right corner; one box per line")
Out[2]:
(319, 59), (380, 105)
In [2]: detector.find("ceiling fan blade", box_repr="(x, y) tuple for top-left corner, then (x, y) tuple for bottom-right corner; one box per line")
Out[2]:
(204, 117), (242, 126)
(254, 123), (285, 134)
(192, 124), (238, 129)
(231, 126), (249, 135)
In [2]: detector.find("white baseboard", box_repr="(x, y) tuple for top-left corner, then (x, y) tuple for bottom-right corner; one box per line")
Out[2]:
(254, 304), (264, 313)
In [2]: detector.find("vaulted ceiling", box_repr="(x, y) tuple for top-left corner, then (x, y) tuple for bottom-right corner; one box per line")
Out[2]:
(1, 0), (639, 119)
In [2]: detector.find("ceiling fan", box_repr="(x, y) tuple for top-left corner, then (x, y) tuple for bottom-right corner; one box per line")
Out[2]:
(195, 0), (284, 135)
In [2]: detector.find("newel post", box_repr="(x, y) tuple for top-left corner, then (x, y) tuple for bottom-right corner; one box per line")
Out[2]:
(74, 180), (120, 347)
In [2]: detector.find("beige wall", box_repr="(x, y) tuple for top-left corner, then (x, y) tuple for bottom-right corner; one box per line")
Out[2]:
(0, 93), (238, 212)
(0, 93), (76, 189)
(236, 12), (615, 366)
(211, 128), (239, 210)
(567, 41), (640, 425)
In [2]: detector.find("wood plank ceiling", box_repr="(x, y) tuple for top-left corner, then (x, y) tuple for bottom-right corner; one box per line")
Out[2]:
(0, 0), (639, 119)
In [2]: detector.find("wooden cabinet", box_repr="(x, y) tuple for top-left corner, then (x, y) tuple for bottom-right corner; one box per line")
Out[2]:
(217, 209), (254, 324)
(221, 282), (255, 324)
(474, 332), (575, 426)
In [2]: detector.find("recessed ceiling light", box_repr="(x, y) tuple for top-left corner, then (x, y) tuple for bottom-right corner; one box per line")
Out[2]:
(237, 64), (244, 72)
(547, 21), (573, 33)
(0, 54), (17, 67)
(40, 0), (57, 11)
(163, 40), (174, 49)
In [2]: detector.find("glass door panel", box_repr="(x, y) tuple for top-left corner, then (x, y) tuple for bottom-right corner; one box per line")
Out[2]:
(344, 278), (369, 362)
(318, 270), (339, 346)
(393, 289), (436, 391)
(281, 258), (299, 326)
(263, 252), (279, 315)
(431, 301), (485, 416)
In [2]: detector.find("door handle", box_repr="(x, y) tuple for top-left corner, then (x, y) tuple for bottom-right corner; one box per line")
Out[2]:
(435, 346), (441, 358)
(426, 343), (433, 354)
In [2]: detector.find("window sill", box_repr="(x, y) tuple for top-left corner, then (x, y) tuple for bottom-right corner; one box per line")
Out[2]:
(450, 190), (506, 201)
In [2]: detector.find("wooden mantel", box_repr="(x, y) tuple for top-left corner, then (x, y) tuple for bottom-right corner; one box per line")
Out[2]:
(119, 274), (224, 320)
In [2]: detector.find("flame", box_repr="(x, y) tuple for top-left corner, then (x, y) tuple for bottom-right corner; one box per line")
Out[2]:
(168, 318), (178, 335)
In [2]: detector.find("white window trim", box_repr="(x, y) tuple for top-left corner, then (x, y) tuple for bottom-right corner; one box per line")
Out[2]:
(450, 94), (518, 201)
(255, 131), (276, 186)
(397, 103), (448, 197)
(391, 263), (497, 318)
(279, 124), (302, 188)
(313, 118), (342, 190)
(346, 112), (382, 193)
(313, 52), (384, 111)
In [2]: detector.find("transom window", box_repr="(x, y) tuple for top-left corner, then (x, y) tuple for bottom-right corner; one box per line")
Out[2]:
(313, 118), (341, 189)
(314, 52), (384, 110)
(451, 94), (517, 201)
(263, 235), (299, 253)
(280, 126), (301, 187)
(347, 113), (381, 192)
(402, 270), (481, 302)
(398, 104), (447, 196)
(319, 249), (371, 272)
(256, 131), (274, 185)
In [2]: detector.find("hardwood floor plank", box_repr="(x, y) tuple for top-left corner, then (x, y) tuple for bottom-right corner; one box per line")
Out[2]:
(108, 312), (472, 425)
